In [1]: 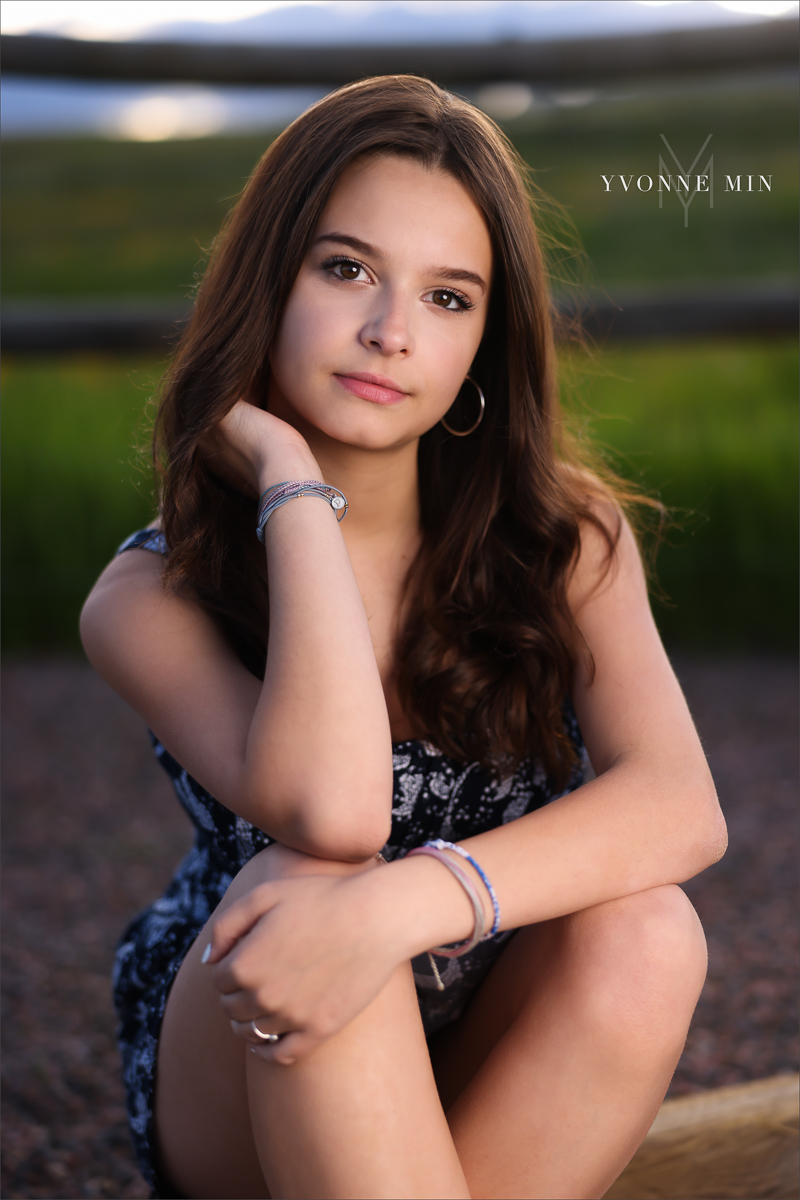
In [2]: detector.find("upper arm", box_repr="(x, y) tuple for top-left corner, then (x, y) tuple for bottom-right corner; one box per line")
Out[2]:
(80, 550), (262, 817)
(567, 508), (719, 820)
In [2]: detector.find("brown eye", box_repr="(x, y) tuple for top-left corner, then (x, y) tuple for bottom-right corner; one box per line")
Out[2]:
(339, 263), (361, 280)
(431, 290), (453, 307)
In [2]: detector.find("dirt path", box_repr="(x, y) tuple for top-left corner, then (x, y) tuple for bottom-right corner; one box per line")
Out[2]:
(2, 656), (797, 1198)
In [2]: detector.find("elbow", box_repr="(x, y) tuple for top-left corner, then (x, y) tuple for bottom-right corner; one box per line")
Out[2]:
(78, 591), (102, 664)
(684, 776), (727, 875)
(289, 807), (392, 863)
(701, 804), (728, 868)
(301, 779), (393, 860)
(245, 777), (393, 863)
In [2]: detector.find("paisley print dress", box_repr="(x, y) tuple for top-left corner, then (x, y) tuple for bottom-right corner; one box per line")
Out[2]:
(111, 529), (587, 1197)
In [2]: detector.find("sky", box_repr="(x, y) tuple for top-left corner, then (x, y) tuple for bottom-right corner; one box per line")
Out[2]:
(1, 1), (301, 39)
(3, 0), (798, 41)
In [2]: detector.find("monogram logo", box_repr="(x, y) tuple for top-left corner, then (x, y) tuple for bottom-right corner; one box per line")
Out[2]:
(657, 134), (714, 228)
(600, 136), (773, 227)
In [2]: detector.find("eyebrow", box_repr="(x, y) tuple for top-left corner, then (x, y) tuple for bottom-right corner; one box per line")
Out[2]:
(431, 266), (487, 293)
(314, 232), (487, 294)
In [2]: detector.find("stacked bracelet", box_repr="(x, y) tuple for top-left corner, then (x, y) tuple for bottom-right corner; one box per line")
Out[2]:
(406, 844), (492, 991)
(407, 846), (486, 957)
(423, 839), (501, 938)
(256, 480), (348, 543)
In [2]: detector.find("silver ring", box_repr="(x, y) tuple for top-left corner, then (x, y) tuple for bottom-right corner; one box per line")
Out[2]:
(250, 1020), (280, 1043)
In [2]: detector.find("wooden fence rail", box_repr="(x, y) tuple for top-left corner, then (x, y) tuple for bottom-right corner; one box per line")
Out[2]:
(3, 20), (798, 87)
(3, 285), (797, 353)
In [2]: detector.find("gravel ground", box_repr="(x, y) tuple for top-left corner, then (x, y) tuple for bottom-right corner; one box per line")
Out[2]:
(1, 655), (797, 1199)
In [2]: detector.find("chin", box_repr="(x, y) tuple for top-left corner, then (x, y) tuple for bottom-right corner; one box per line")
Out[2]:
(316, 413), (420, 452)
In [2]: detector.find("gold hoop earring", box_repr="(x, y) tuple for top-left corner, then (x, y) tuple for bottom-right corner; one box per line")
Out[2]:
(440, 375), (485, 437)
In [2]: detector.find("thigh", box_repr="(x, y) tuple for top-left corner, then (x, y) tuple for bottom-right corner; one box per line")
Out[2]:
(155, 845), (463, 1200)
(154, 856), (275, 1200)
(429, 885), (707, 1198)
(156, 845), (378, 1198)
(430, 884), (707, 1111)
(428, 915), (551, 1111)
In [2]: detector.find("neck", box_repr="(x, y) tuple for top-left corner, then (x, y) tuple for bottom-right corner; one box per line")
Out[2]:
(269, 408), (421, 548)
(312, 435), (421, 549)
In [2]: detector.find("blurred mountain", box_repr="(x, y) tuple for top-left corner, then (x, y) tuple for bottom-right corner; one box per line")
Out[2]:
(140, 0), (791, 45)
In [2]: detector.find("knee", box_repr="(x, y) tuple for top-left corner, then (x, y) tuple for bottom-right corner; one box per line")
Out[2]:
(567, 885), (707, 1045)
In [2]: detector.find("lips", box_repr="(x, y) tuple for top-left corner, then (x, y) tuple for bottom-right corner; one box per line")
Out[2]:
(334, 372), (409, 405)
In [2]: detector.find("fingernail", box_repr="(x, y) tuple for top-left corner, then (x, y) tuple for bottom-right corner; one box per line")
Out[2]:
(201, 943), (212, 964)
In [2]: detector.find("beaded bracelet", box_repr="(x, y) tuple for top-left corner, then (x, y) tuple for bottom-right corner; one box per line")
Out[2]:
(256, 479), (348, 543)
(423, 839), (501, 938)
(406, 845), (487, 991)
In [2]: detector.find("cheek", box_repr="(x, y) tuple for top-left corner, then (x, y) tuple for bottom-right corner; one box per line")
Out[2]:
(421, 325), (483, 410)
(271, 294), (314, 376)
(272, 288), (348, 382)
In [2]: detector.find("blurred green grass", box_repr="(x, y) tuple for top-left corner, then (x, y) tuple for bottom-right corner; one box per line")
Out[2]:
(516, 82), (798, 288)
(2, 84), (797, 298)
(562, 337), (798, 650)
(1, 354), (159, 650)
(2, 337), (796, 652)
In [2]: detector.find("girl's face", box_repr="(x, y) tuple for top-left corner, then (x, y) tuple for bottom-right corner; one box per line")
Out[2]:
(267, 154), (493, 451)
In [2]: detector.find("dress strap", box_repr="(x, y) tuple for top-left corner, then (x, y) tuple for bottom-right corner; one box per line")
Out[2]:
(116, 529), (168, 556)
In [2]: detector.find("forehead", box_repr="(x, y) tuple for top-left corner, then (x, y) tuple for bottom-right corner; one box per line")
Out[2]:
(316, 154), (492, 276)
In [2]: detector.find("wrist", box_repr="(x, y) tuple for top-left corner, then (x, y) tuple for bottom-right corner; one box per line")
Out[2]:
(257, 450), (322, 495)
(358, 854), (478, 963)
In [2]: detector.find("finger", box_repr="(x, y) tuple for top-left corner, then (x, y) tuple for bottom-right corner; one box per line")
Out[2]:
(212, 933), (286, 1000)
(201, 883), (278, 965)
(229, 1017), (287, 1045)
(217, 988), (255, 1019)
(216, 980), (280, 1019)
(248, 1029), (317, 1066)
(218, 397), (253, 430)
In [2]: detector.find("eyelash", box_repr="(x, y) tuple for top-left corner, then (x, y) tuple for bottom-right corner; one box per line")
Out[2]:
(320, 255), (475, 312)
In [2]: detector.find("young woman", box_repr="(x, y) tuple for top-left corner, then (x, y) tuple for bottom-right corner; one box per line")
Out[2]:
(81, 76), (726, 1200)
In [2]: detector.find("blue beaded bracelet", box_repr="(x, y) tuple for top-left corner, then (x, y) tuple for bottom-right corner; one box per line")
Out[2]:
(422, 839), (501, 938)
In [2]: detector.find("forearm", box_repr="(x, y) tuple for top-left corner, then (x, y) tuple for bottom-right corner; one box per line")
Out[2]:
(457, 755), (724, 931)
(243, 449), (393, 859)
(364, 756), (725, 960)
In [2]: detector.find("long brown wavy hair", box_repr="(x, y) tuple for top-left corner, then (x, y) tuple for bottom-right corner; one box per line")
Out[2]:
(155, 74), (627, 783)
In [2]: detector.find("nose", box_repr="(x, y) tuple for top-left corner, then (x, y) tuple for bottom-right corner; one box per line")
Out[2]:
(359, 289), (414, 357)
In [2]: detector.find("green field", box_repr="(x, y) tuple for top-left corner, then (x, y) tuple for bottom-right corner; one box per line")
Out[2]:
(2, 84), (797, 299)
(2, 336), (796, 652)
(1, 355), (159, 649)
(515, 82), (798, 289)
(561, 337), (798, 649)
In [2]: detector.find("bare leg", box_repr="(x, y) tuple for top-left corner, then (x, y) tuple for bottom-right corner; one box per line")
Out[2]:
(156, 849), (705, 1200)
(155, 845), (469, 1200)
(431, 884), (708, 1200)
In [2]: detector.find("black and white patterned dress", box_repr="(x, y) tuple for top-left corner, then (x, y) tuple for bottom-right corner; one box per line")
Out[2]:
(112, 529), (587, 1197)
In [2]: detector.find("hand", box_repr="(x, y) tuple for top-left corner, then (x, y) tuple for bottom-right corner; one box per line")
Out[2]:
(203, 865), (403, 1065)
(199, 399), (319, 499)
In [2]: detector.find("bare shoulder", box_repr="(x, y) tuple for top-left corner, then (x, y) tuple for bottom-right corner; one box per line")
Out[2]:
(566, 493), (646, 620)
(80, 547), (253, 727)
(81, 548), (206, 667)
(79, 544), (262, 809)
